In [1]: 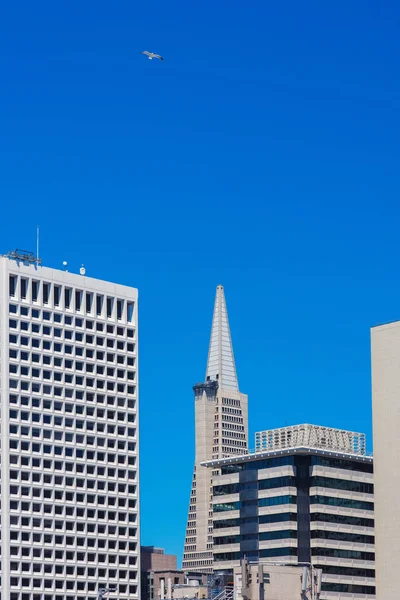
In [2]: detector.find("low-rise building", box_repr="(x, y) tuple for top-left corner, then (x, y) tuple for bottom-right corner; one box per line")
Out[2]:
(141, 547), (207, 600)
(235, 559), (322, 600)
(141, 547), (177, 600)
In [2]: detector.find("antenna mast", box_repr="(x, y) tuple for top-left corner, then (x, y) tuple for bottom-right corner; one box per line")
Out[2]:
(36, 226), (40, 261)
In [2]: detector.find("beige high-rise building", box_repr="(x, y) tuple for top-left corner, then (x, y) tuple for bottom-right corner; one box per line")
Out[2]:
(182, 286), (248, 572)
(371, 320), (400, 600)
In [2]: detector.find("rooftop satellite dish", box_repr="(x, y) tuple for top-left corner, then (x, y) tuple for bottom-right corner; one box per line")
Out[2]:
(80, 265), (86, 276)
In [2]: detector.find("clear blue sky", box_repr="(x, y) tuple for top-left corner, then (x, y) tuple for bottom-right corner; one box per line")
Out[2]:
(1, 0), (400, 564)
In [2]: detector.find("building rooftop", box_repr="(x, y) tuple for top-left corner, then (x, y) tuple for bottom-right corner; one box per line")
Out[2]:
(202, 423), (372, 468)
(255, 423), (367, 455)
(141, 547), (166, 555)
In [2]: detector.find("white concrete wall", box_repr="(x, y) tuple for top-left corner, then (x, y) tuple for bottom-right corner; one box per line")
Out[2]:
(371, 321), (400, 600)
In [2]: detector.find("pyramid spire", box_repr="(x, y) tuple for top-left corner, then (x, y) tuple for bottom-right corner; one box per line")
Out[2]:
(205, 285), (238, 391)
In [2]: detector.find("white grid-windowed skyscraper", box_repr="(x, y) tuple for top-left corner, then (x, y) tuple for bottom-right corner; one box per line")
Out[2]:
(0, 251), (139, 600)
(182, 285), (248, 572)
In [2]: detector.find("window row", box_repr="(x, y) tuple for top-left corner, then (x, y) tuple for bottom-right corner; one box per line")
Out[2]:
(10, 393), (136, 410)
(10, 579), (136, 594)
(9, 305), (135, 333)
(10, 464), (136, 487)
(9, 531), (137, 546)
(214, 530), (297, 545)
(221, 407), (243, 415)
(320, 583), (375, 596)
(9, 542), (137, 558)
(10, 349), (135, 366)
(9, 379), (136, 396)
(213, 495), (297, 512)
(9, 516), (136, 531)
(310, 495), (374, 511)
(9, 276), (135, 322)
(311, 455), (373, 474)
(315, 564), (375, 578)
(10, 439), (137, 455)
(220, 455), (294, 474)
(9, 368), (134, 386)
(10, 471), (136, 490)
(10, 457), (136, 474)
(222, 398), (241, 407)
(214, 548), (298, 562)
(9, 590), (137, 600)
(310, 512), (374, 528)
(311, 547), (375, 561)
(213, 476), (294, 496)
(10, 562), (136, 575)
(10, 408), (135, 423)
(213, 512), (298, 529)
(9, 335), (135, 354)
(10, 497), (137, 517)
(9, 468), (136, 484)
(10, 423), (136, 439)
(10, 516), (137, 535)
(311, 529), (374, 544)
(311, 475), (374, 495)
(9, 319), (134, 350)
(10, 546), (138, 562)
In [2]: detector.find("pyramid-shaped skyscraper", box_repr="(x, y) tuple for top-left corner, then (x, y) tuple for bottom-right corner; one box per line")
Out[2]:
(182, 286), (248, 572)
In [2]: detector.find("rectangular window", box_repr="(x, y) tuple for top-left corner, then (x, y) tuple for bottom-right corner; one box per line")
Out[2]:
(107, 297), (114, 318)
(54, 285), (61, 306)
(86, 292), (93, 314)
(64, 288), (72, 309)
(75, 290), (82, 312)
(20, 278), (28, 299)
(117, 299), (124, 321)
(96, 294), (104, 316)
(9, 275), (17, 297)
(127, 302), (134, 322)
(32, 280), (39, 302)
(43, 283), (50, 304)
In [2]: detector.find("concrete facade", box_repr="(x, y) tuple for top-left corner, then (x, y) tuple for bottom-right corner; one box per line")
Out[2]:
(141, 547), (177, 572)
(204, 424), (375, 600)
(0, 252), (139, 600)
(140, 548), (207, 600)
(235, 561), (322, 600)
(182, 286), (248, 572)
(371, 321), (400, 600)
(141, 547), (178, 600)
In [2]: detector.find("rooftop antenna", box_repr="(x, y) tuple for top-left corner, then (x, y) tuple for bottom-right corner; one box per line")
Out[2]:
(36, 226), (39, 261)
(62, 261), (68, 272)
(80, 264), (86, 276)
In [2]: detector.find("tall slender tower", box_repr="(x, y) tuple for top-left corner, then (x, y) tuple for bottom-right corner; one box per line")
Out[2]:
(182, 285), (248, 572)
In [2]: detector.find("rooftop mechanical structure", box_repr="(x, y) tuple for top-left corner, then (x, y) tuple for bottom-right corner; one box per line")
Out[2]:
(255, 423), (366, 456)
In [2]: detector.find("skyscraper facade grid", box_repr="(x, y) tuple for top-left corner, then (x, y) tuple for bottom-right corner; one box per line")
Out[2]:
(0, 253), (139, 600)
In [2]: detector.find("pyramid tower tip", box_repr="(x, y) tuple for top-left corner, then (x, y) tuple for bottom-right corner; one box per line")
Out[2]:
(205, 285), (238, 391)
